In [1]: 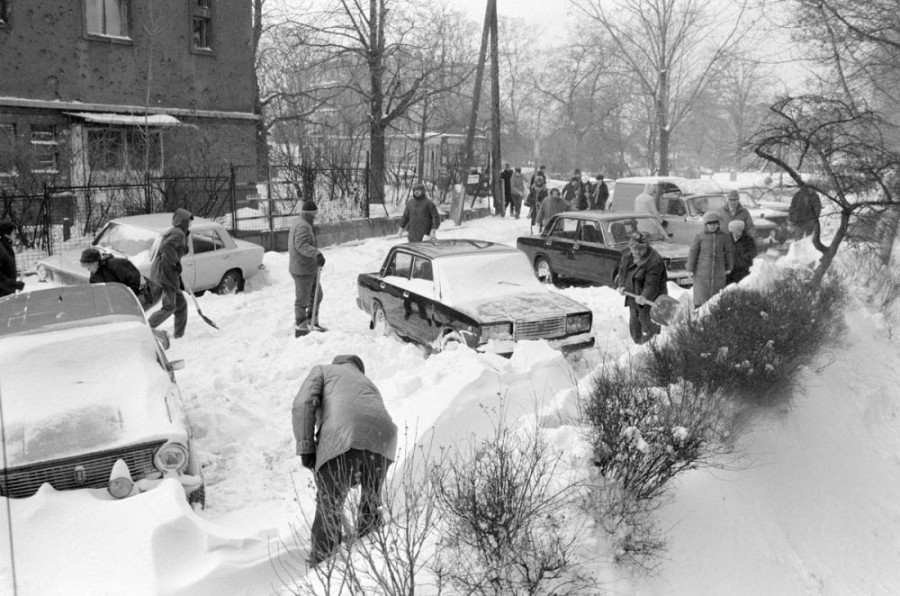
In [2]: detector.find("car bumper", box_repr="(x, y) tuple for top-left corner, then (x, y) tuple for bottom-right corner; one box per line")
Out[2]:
(668, 271), (693, 287)
(477, 332), (595, 357)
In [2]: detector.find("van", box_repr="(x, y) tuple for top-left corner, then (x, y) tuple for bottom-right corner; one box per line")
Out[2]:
(611, 176), (778, 246)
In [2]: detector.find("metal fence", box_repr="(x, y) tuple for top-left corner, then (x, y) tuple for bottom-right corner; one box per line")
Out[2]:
(0, 162), (374, 271)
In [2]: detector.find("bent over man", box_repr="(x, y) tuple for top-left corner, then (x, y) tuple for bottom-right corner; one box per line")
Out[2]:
(293, 355), (398, 567)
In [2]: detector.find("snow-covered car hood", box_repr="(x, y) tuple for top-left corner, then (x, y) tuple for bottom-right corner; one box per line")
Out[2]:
(0, 320), (183, 467)
(649, 241), (689, 260)
(454, 290), (589, 322)
(38, 247), (152, 283)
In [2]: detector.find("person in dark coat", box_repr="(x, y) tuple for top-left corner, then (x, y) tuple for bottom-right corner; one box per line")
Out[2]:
(719, 190), (755, 235)
(789, 186), (822, 237)
(529, 164), (547, 189)
(687, 211), (734, 308)
(527, 175), (549, 229)
(293, 354), (398, 567)
(398, 184), (441, 242)
(148, 209), (192, 338)
(726, 220), (756, 285)
(563, 176), (587, 210)
(510, 167), (526, 219)
(0, 220), (24, 298)
(595, 175), (610, 210)
(80, 246), (142, 295)
(500, 162), (514, 217)
(615, 232), (668, 344)
(289, 199), (326, 337)
(536, 188), (570, 232)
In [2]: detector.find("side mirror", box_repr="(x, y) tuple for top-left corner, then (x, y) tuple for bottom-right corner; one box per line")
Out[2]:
(167, 359), (185, 372)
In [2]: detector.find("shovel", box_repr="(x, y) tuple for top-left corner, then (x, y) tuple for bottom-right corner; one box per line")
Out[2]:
(624, 291), (682, 327)
(185, 285), (220, 330)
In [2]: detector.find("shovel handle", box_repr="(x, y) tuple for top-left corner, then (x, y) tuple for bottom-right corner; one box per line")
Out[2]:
(622, 291), (658, 307)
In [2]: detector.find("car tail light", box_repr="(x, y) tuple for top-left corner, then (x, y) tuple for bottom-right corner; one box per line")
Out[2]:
(480, 323), (512, 342)
(566, 314), (592, 333)
(154, 442), (189, 473)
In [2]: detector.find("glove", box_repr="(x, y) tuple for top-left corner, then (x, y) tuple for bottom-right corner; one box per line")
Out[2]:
(15, 280), (25, 291)
(300, 453), (316, 469)
(174, 262), (183, 274)
(635, 295), (647, 306)
(316, 253), (326, 267)
(616, 287), (625, 296)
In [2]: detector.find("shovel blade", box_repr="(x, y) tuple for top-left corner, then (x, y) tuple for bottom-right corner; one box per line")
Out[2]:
(650, 295), (681, 327)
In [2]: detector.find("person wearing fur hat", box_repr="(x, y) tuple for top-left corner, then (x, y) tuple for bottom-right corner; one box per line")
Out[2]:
(726, 219), (756, 285)
(292, 354), (398, 567)
(687, 211), (734, 307)
(289, 199), (327, 337)
(615, 231), (668, 344)
(0, 220), (24, 298)
(398, 184), (441, 242)
(718, 189), (755, 234)
(148, 209), (192, 338)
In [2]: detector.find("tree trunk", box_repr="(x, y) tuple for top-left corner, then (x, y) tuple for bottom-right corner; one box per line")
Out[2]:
(489, 0), (502, 215)
(252, 0), (268, 181)
(368, 0), (386, 205)
(876, 206), (900, 267)
(657, 60), (670, 175)
(370, 123), (386, 205)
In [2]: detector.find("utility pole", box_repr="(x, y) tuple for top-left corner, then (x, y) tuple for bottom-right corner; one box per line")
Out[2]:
(452, 0), (497, 225)
(489, 0), (502, 216)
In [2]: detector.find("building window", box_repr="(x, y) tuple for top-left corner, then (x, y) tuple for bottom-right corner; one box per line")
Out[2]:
(0, 124), (16, 175)
(85, 0), (129, 38)
(87, 128), (162, 173)
(191, 0), (213, 52)
(30, 125), (59, 172)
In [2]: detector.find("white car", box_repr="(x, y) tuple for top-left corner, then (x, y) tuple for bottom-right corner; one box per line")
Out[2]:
(0, 283), (204, 504)
(37, 213), (265, 294)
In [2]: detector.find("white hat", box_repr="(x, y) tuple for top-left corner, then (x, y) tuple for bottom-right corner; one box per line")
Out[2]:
(728, 220), (745, 233)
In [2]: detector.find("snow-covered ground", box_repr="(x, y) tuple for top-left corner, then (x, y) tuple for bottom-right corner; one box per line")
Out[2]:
(3, 211), (900, 595)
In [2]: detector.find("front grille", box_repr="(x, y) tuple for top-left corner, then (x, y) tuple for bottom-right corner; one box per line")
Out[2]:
(514, 315), (567, 340)
(667, 257), (687, 271)
(0, 441), (164, 498)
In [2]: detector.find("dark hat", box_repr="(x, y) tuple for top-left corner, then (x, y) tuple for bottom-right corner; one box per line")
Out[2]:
(0, 219), (15, 236)
(80, 247), (103, 263)
(628, 231), (649, 246)
(332, 354), (365, 373)
(726, 190), (740, 201)
(301, 199), (318, 213)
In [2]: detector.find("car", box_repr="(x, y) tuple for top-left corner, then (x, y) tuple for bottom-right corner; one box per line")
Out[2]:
(611, 176), (782, 247)
(357, 239), (595, 356)
(36, 213), (265, 294)
(0, 283), (204, 505)
(516, 211), (693, 288)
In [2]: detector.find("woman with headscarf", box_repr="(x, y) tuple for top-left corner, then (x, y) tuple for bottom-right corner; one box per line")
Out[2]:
(687, 211), (734, 307)
(726, 219), (756, 285)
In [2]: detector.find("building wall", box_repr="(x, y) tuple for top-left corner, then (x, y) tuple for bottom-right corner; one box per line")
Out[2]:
(0, 1), (254, 113)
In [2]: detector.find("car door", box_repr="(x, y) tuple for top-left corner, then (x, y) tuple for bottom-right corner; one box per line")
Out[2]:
(379, 250), (413, 337)
(577, 220), (619, 286)
(187, 227), (230, 291)
(545, 216), (579, 277)
(403, 257), (438, 344)
(658, 196), (695, 245)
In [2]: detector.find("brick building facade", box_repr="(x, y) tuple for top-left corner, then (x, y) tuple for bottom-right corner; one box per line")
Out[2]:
(0, 0), (258, 188)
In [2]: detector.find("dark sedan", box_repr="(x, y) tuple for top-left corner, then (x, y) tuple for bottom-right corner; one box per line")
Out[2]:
(516, 212), (693, 288)
(357, 239), (595, 356)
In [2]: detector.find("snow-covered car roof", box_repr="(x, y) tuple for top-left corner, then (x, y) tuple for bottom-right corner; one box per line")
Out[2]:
(106, 213), (222, 234)
(398, 239), (518, 260)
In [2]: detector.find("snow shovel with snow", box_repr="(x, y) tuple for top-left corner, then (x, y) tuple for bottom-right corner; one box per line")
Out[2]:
(185, 286), (220, 330)
(624, 292), (682, 327)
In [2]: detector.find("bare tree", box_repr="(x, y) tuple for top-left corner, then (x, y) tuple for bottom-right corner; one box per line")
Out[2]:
(572, 0), (751, 174)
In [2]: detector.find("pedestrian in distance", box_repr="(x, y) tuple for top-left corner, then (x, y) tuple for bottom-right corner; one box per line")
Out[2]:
(687, 211), (734, 308)
(527, 175), (549, 231)
(595, 174), (610, 211)
(530, 164), (547, 190)
(289, 199), (326, 338)
(0, 220), (25, 298)
(635, 183), (662, 218)
(615, 231), (668, 344)
(500, 162), (514, 217)
(293, 354), (398, 568)
(726, 220), (756, 285)
(398, 184), (441, 242)
(510, 167), (526, 219)
(563, 175), (587, 210)
(148, 209), (192, 340)
(719, 190), (755, 235)
(537, 187), (570, 233)
(789, 185), (822, 237)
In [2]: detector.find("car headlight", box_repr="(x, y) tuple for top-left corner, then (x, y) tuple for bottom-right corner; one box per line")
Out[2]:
(36, 263), (48, 282)
(154, 442), (189, 473)
(108, 459), (134, 499)
(566, 314), (592, 333)
(480, 323), (512, 342)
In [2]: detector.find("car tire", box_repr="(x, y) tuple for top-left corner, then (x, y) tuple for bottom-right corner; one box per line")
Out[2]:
(372, 302), (394, 337)
(215, 269), (243, 295)
(188, 485), (206, 509)
(534, 257), (557, 285)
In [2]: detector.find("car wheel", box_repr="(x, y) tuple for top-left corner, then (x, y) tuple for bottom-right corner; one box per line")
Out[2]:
(372, 302), (393, 337)
(535, 257), (557, 285)
(439, 330), (465, 352)
(215, 269), (243, 295)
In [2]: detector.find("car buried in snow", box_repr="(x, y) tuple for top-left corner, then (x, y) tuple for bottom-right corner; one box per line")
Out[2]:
(36, 213), (265, 294)
(357, 240), (595, 356)
(516, 211), (694, 288)
(0, 283), (205, 505)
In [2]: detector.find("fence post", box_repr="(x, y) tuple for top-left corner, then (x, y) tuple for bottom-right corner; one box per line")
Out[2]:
(266, 162), (274, 233)
(230, 164), (238, 234)
(145, 172), (152, 213)
(43, 184), (54, 256)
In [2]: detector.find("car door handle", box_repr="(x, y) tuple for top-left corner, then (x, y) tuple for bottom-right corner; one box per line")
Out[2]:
(403, 292), (409, 298)
(573, 245), (580, 250)
(380, 282), (386, 289)
(545, 241), (553, 246)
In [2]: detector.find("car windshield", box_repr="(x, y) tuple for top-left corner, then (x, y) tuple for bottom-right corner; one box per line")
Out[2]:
(679, 179), (722, 195)
(437, 251), (542, 304)
(605, 217), (669, 244)
(94, 222), (158, 260)
(685, 195), (726, 217)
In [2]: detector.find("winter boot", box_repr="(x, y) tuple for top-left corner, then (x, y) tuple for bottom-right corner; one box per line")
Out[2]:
(295, 321), (310, 338)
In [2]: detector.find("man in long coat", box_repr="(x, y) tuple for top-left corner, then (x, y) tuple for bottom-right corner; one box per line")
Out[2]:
(687, 211), (734, 307)
(289, 199), (326, 337)
(398, 184), (441, 242)
(615, 232), (669, 344)
(148, 209), (192, 338)
(293, 354), (398, 567)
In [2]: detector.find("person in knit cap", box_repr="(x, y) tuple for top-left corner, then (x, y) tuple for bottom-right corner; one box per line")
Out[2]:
(719, 189), (755, 234)
(726, 219), (756, 285)
(398, 184), (441, 242)
(687, 211), (733, 307)
(293, 354), (398, 567)
(289, 199), (327, 337)
(615, 231), (668, 344)
(0, 219), (24, 297)
(148, 209), (192, 339)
